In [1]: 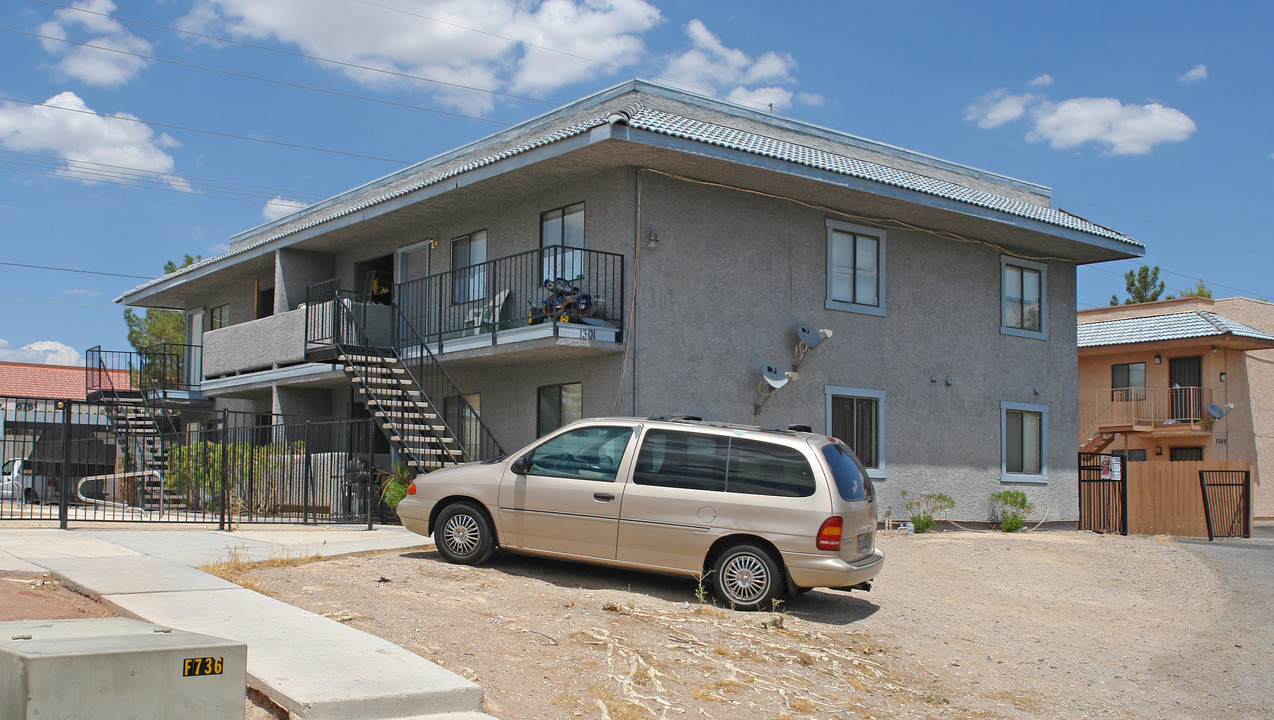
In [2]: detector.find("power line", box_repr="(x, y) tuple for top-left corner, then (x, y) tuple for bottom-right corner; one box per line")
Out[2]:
(0, 150), (326, 204)
(29, 0), (555, 107)
(0, 26), (512, 128)
(0, 295), (117, 308)
(0, 261), (152, 280)
(1083, 261), (1270, 302)
(0, 93), (414, 165)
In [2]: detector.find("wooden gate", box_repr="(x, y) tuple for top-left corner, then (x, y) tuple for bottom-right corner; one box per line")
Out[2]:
(1078, 452), (1126, 535)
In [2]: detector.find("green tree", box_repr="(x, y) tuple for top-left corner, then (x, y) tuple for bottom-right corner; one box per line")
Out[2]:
(1177, 279), (1213, 299)
(123, 255), (201, 351)
(1110, 264), (1172, 305)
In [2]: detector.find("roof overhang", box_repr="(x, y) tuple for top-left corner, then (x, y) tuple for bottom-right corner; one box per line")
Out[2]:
(121, 81), (1142, 309)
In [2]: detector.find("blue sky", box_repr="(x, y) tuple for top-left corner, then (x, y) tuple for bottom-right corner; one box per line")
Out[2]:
(1, 0), (1270, 365)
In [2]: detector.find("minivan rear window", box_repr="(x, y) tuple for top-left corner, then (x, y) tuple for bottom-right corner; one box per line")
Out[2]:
(633, 430), (816, 498)
(822, 442), (874, 501)
(725, 438), (815, 497)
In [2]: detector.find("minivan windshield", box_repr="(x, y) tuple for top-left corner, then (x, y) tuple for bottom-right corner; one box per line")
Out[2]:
(822, 442), (874, 502)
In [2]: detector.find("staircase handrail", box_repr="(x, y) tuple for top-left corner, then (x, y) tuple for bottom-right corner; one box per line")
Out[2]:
(388, 301), (505, 462)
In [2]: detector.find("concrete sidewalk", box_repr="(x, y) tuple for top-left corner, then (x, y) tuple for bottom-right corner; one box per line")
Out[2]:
(0, 525), (496, 720)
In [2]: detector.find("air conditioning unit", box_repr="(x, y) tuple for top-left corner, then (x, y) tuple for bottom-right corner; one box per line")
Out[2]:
(1, 618), (246, 720)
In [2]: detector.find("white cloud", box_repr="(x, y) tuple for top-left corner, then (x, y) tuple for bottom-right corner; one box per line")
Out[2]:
(1028, 74), (1054, 86)
(0, 339), (81, 365)
(967, 87), (1196, 155)
(965, 90), (1038, 129)
(63, 288), (101, 297)
(261, 196), (310, 221)
(180, 0), (661, 112)
(1028, 98), (1196, 155)
(660, 19), (815, 110)
(0, 92), (183, 188)
(1179, 64), (1208, 83)
(38, 0), (153, 87)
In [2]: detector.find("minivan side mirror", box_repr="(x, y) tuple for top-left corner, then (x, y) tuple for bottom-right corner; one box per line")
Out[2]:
(510, 457), (528, 475)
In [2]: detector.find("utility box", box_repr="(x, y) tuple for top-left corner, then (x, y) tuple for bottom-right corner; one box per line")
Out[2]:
(0, 618), (247, 720)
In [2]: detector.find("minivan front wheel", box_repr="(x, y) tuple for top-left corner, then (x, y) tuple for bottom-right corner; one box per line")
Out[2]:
(711, 544), (783, 611)
(434, 502), (495, 565)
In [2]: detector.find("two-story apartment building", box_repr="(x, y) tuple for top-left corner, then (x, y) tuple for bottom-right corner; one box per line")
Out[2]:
(1078, 297), (1274, 519)
(117, 80), (1142, 522)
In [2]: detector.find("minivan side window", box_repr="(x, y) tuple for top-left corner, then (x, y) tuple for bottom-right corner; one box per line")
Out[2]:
(523, 426), (633, 482)
(633, 430), (728, 491)
(726, 438), (816, 497)
(822, 442), (874, 501)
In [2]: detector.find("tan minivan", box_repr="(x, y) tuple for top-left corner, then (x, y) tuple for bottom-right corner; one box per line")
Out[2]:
(397, 416), (883, 610)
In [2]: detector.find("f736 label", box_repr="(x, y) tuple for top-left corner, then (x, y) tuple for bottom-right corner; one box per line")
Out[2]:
(183, 656), (224, 677)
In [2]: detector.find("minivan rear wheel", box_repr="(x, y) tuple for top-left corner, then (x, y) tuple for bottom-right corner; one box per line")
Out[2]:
(711, 543), (783, 611)
(434, 502), (495, 565)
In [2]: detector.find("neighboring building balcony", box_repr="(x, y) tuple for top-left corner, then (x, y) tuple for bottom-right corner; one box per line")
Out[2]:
(85, 343), (205, 403)
(1080, 386), (1214, 442)
(305, 247), (625, 364)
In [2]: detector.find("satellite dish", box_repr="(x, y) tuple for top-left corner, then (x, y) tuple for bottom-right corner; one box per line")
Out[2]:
(762, 363), (793, 390)
(1206, 403), (1227, 419)
(796, 323), (833, 349)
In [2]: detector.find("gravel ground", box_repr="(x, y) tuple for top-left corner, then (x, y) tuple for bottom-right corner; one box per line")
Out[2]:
(244, 529), (1273, 720)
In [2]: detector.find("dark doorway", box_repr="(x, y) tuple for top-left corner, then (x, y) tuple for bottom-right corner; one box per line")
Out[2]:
(354, 255), (394, 305)
(1168, 356), (1203, 421)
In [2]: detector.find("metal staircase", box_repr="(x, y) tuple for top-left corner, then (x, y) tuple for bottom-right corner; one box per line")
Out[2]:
(340, 350), (462, 470)
(86, 346), (187, 511)
(306, 280), (503, 471)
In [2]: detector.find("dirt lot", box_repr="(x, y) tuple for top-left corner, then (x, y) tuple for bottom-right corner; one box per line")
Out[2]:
(241, 529), (1269, 720)
(6, 530), (1268, 720)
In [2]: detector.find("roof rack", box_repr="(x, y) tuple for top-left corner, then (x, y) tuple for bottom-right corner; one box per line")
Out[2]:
(646, 415), (814, 436)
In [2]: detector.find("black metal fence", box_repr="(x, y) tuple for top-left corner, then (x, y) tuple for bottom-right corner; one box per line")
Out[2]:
(87, 343), (203, 396)
(1, 395), (384, 527)
(1078, 452), (1127, 535)
(1199, 469), (1251, 540)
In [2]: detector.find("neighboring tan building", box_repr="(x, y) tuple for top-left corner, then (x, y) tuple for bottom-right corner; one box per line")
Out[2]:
(117, 80), (1143, 523)
(1078, 297), (1274, 518)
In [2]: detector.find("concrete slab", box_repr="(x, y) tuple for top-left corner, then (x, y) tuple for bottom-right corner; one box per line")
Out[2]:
(98, 587), (313, 627)
(0, 529), (141, 561)
(39, 556), (239, 599)
(76, 527), (430, 567)
(249, 647), (484, 720)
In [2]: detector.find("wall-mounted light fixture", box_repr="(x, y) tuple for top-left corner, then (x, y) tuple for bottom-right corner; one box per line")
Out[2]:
(1154, 354), (1162, 365)
(1155, 446), (1163, 456)
(1220, 372), (1227, 382)
(426, 237), (439, 248)
(647, 231), (659, 248)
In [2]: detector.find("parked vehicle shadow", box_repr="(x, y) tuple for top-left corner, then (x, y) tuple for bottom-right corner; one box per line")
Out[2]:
(400, 548), (880, 624)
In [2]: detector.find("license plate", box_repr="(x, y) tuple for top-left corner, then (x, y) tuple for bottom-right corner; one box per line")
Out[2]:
(182, 657), (224, 677)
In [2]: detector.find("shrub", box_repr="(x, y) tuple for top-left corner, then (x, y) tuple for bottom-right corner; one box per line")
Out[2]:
(900, 490), (955, 533)
(379, 462), (414, 510)
(989, 490), (1034, 532)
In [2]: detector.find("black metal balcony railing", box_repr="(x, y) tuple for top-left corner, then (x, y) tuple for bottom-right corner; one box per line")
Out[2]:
(394, 246), (624, 348)
(305, 279), (375, 351)
(86, 343), (203, 397)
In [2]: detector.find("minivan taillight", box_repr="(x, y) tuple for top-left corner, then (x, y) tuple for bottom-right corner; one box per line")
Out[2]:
(816, 517), (843, 550)
(407, 482), (416, 495)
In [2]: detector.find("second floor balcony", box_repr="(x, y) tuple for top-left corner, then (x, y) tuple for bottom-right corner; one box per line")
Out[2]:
(1080, 385), (1214, 438)
(304, 247), (625, 363)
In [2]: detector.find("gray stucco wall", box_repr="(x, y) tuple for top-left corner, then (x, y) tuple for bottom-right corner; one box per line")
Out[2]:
(199, 165), (1083, 523)
(621, 171), (1078, 522)
(276, 249), (335, 312)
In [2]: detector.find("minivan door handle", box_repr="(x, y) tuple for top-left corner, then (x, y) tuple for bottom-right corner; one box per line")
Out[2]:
(593, 492), (615, 502)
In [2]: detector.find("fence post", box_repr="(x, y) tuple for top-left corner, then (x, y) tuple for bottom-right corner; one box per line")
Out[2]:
(1199, 470), (1215, 542)
(220, 410), (229, 532)
(59, 400), (71, 530)
(304, 422), (312, 525)
(366, 417), (375, 531)
(1120, 461), (1129, 536)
